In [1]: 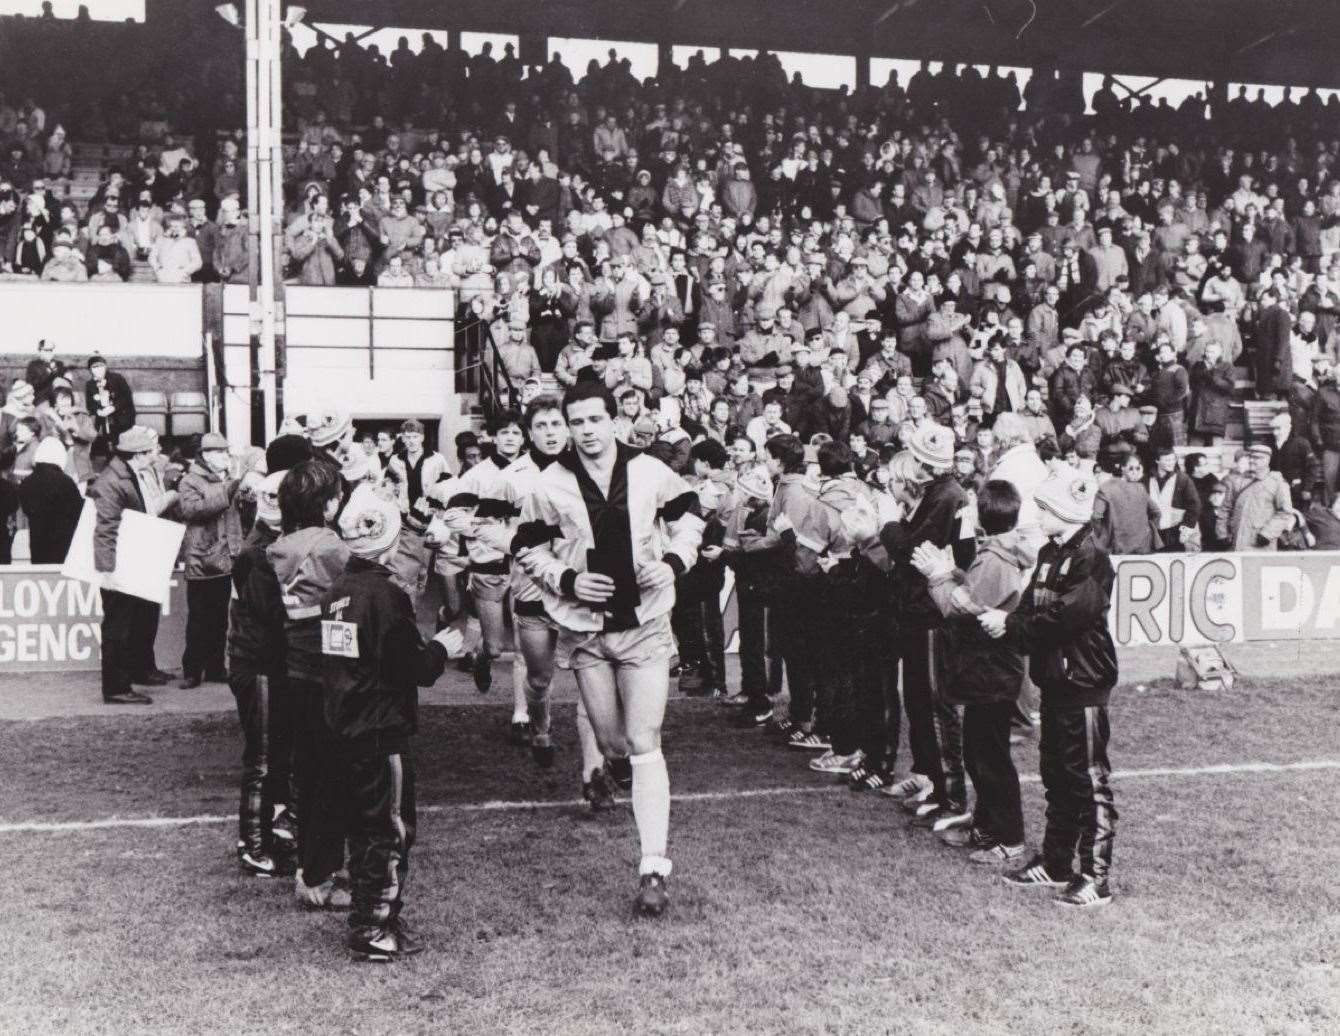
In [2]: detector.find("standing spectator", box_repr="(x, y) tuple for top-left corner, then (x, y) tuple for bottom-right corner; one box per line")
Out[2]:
(23, 337), (68, 405)
(1149, 340), (1190, 448)
(19, 437), (82, 563)
(1147, 446), (1201, 551)
(1267, 410), (1319, 508)
(1092, 449), (1159, 554)
(1220, 444), (1298, 550)
(1309, 356), (1340, 504)
(177, 433), (248, 688)
(1254, 288), (1294, 401)
(1189, 341), (1236, 445)
(84, 355), (136, 441)
(89, 426), (178, 705)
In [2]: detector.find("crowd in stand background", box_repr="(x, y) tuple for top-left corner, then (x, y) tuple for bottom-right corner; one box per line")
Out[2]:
(5, 13), (1340, 557)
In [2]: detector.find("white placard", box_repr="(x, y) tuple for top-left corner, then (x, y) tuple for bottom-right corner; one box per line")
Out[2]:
(62, 502), (186, 605)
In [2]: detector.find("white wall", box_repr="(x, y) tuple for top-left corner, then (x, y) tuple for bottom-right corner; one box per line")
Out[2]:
(221, 284), (462, 450)
(0, 282), (202, 358)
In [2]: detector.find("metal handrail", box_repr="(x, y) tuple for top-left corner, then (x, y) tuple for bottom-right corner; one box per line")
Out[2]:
(475, 321), (517, 422)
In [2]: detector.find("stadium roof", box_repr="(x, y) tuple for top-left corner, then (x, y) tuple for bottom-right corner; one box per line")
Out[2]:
(296, 0), (1340, 88)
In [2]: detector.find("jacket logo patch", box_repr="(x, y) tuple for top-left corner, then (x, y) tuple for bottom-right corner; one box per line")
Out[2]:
(321, 619), (359, 659)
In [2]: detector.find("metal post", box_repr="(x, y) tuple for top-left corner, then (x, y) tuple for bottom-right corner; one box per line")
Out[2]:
(244, 0), (265, 446)
(266, 0), (287, 432)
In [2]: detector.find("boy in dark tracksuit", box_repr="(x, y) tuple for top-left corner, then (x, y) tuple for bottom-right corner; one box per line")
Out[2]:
(917, 480), (1036, 863)
(323, 484), (461, 960)
(722, 467), (786, 726)
(981, 466), (1119, 908)
(672, 440), (731, 696)
(879, 424), (977, 827)
(227, 471), (292, 876)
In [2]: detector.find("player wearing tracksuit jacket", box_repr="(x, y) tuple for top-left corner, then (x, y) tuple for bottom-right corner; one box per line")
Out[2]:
(322, 484), (459, 960)
(879, 423), (977, 829)
(983, 465), (1120, 908)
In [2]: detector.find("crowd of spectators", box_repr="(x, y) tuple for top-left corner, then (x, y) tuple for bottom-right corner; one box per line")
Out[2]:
(5, 19), (1340, 556)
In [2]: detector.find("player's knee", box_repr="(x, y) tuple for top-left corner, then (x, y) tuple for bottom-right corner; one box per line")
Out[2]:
(625, 727), (662, 757)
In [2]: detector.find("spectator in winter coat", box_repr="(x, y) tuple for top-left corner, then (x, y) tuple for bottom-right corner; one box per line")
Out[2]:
(85, 355), (136, 441)
(1220, 444), (1299, 550)
(1190, 342), (1236, 444)
(1092, 449), (1159, 554)
(19, 437), (82, 563)
(149, 214), (202, 284)
(286, 206), (344, 286)
(1255, 288), (1295, 400)
(1309, 357), (1340, 503)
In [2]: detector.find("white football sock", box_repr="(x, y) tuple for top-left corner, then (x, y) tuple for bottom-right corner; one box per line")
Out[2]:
(630, 748), (671, 873)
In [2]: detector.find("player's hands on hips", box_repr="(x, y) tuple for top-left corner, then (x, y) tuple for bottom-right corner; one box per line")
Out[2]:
(637, 560), (676, 590)
(573, 572), (616, 604)
(978, 609), (1007, 639)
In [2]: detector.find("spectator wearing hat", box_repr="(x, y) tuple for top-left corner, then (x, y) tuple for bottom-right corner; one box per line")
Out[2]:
(19, 436), (81, 564)
(980, 465), (1119, 907)
(320, 482), (460, 960)
(90, 426), (179, 705)
(385, 419), (450, 522)
(880, 422), (976, 827)
(1219, 444), (1299, 550)
(177, 432), (252, 688)
(286, 196), (345, 286)
(84, 355), (136, 442)
(24, 338), (69, 406)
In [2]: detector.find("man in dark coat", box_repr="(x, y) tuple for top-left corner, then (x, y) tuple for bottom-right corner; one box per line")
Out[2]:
(88, 426), (178, 705)
(1253, 289), (1294, 400)
(23, 339), (70, 406)
(19, 437), (82, 564)
(84, 355), (137, 441)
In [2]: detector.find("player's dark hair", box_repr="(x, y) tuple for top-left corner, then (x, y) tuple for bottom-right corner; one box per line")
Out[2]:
(765, 433), (805, 474)
(279, 459), (342, 533)
(978, 479), (1021, 536)
(691, 438), (729, 470)
(523, 394), (563, 429)
(817, 440), (853, 478)
(561, 379), (617, 419)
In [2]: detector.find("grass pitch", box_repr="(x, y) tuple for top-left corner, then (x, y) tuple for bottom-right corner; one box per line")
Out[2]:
(1, 676), (1338, 1035)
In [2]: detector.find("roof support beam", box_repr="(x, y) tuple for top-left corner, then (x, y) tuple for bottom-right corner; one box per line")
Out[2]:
(1080, 1), (1125, 30)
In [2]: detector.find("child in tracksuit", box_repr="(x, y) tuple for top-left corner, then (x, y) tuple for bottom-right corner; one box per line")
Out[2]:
(913, 480), (1036, 864)
(322, 484), (461, 961)
(227, 470), (292, 877)
(979, 465), (1119, 908)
